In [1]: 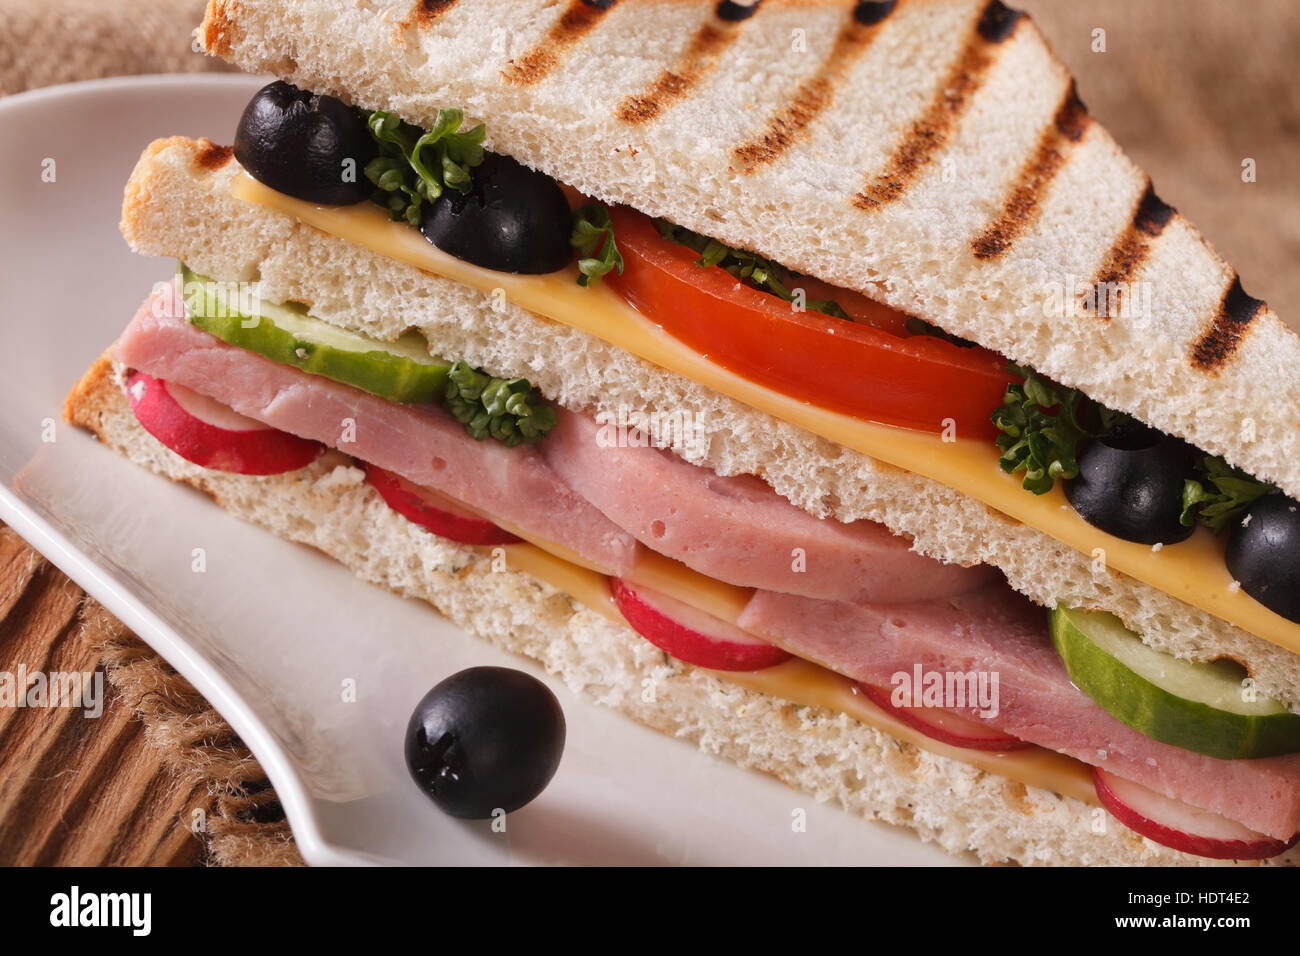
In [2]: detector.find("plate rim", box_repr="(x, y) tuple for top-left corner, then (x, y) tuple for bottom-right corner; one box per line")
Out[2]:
(0, 73), (363, 867)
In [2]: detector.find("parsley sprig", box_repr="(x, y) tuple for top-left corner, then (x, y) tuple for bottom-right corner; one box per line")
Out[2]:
(992, 364), (1130, 494)
(364, 109), (486, 226)
(1180, 456), (1275, 533)
(442, 362), (557, 447)
(653, 219), (849, 319)
(570, 204), (623, 286)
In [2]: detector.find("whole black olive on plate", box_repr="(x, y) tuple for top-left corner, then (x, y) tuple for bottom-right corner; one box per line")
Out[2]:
(1065, 422), (1197, 545)
(1226, 493), (1300, 624)
(421, 152), (572, 274)
(405, 666), (565, 819)
(233, 81), (377, 205)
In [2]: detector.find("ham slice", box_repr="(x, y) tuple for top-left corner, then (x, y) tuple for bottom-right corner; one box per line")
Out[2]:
(115, 286), (1300, 839)
(738, 586), (1300, 841)
(542, 406), (995, 604)
(115, 288), (641, 575)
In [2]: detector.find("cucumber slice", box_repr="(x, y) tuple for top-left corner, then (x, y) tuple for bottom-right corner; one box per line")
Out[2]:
(179, 264), (449, 403)
(1050, 604), (1300, 759)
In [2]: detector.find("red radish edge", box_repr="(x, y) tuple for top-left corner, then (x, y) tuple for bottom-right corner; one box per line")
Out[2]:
(610, 577), (790, 672)
(855, 681), (1030, 752)
(363, 463), (521, 546)
(1093, 767), (1298, 860)
(125, 370), (324, 475)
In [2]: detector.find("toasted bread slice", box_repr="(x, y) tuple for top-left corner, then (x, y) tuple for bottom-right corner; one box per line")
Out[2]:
(118, 135), (1300, 711)
(195, 0), (1300, 499)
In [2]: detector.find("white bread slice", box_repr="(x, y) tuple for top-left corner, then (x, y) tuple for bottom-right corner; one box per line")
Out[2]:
(62, 349), (1300, 866)
(119, 136), (1300, 714)
(195, 0), (1300, 502)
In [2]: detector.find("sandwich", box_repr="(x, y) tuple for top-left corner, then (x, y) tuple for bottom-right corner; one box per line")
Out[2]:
(63, 0), (1300, 865)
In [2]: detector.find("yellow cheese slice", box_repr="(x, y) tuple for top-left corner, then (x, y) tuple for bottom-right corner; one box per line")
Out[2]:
(232, 174), (1300, 658)
(498, 540), (1097, 806)
(493, 517), (753, 623)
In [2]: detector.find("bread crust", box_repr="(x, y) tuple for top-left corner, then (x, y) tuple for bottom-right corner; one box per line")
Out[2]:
(63, 349), (1299, 866)
(193, 0), (1300, 501)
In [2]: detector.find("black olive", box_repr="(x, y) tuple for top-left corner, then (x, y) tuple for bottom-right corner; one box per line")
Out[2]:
(1226, 493), (1300, 623)
(1065, 424), (1197, 545)
(405, 666), (565, 819)
(420, 152), (572, 273)
(233, 81), (376, 205)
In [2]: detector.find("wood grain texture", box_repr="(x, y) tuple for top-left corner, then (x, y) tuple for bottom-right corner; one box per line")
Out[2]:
(0, 524), (301, 866)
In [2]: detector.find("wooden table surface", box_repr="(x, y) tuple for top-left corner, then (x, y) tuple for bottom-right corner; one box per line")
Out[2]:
(0, 525), (207, 864)
(0, 524), (300, 865)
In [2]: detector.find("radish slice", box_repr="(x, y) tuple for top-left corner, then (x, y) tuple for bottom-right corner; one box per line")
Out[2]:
(364, 464), (521, 546)
(125, 370), (324, 475)
(1093, 767), (1299, 860)
(610, 577), (790, 671)
(855, 682), (1030, 752)
(166, 381), (269, 432)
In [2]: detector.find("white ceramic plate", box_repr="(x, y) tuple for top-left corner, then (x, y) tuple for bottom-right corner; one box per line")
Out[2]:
(0, 75), (959, 866)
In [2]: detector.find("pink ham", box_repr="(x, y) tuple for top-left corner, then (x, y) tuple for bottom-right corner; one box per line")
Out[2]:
(541, 406), (995, 604)
(115, 288), (641, 576)
(737, 586), (1300, 841)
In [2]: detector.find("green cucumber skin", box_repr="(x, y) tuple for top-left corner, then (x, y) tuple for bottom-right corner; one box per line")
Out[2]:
(180, 271), (448, 404)
(1050, 608), (1300, 760)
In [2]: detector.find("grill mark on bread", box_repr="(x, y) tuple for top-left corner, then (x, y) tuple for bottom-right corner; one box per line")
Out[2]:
(194, 140), (234, 170)
(975, 0), (1024, 42)
(1081, 181), (1175, 319)
(852, 0), (1022, 210)
(969, 83), (1089, 259)
(409, 0), (457, 28)
(1190, 275), (1266, 372)
(617, 18), (742, 125)
(716, 0), (761, 21)
(852, 0), (899, 25)
(731, 3), (895, 172)
(503, 0), (617, 86)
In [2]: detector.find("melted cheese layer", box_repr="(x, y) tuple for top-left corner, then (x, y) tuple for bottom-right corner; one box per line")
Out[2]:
(231, 174), (1300, 658)
(499, 541), (1097, 806)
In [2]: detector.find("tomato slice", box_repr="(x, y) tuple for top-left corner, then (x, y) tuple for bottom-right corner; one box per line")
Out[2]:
(602, 206), (1012, 439)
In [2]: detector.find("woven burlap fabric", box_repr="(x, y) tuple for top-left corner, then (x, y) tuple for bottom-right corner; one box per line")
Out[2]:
(0, 0), (231, 95)
(82, 602), (303, 866)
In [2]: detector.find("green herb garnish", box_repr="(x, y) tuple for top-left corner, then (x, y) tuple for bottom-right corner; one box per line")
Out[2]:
(364, 108), (486, 226)
(1180, 456), (1275, 533)
(652, 219), (849, 319)
(992, 363), (1130, 495)
(570, 203), (623, 287)
(442, 361), (557, 447)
